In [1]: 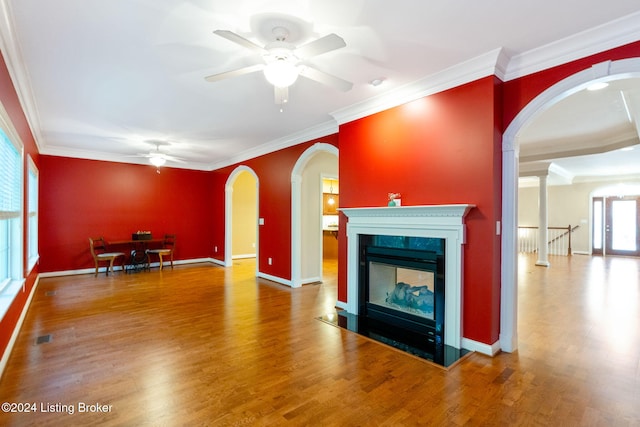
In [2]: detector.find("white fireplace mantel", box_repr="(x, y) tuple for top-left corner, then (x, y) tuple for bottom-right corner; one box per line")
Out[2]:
(340, 204), (475, 350)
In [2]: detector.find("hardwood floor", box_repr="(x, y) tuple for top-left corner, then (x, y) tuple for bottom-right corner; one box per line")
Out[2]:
(1, 254), (639, 426)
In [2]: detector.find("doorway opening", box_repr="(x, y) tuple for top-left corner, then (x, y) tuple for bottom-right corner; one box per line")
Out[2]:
(592, 195), (640, 256)
(225, 166), (259, 270)
(291, 143), (338, 288)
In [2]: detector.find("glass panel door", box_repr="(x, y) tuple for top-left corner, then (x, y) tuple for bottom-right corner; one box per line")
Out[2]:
(605, 197), (640, 256)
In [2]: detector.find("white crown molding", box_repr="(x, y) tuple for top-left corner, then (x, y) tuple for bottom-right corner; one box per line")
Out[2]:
(206, 119), (338, 171)
(40, 145), (213, 171)
(0, 0), (44, 151)
(504, 11), (640, 81)
(330, 48), (507, 126)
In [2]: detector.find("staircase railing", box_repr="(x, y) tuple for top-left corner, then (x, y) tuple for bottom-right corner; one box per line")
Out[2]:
(517, 225), (579, 256)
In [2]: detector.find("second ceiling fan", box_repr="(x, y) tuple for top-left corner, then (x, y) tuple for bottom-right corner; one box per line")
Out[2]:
(205, 25), (353, 106)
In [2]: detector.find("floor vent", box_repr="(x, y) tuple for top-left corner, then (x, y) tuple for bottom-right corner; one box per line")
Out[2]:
(45, 291), (57, 296)
(35, 335), (52, 345)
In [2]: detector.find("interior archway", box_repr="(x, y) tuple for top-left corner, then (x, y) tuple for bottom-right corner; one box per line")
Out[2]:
(291, 143), (339, 288)
(501, 57), (640, 353)
(225, 166), (259, 270)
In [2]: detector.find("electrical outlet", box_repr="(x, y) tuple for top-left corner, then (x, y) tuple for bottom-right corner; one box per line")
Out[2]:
(214, 246), (218, 252)
(268, 257), (272, 265)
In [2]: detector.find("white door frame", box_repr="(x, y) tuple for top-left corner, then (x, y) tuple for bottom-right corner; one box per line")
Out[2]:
(291, 143), (339, 288)
(500, 58), (640, 352)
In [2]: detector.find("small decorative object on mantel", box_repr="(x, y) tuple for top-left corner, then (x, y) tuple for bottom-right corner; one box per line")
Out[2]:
(132, 231), (152, 241)
(387, 193), (401, 207)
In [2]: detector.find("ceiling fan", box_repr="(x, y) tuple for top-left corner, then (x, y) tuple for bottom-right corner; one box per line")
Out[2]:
(130, 141), (185, 168)
(205, 26), (353, 106)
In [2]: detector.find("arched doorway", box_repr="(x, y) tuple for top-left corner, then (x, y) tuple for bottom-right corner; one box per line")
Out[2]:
(225, 166), (259, 270)
(501, 57), (640, 352)
(291, 143), (339, 288)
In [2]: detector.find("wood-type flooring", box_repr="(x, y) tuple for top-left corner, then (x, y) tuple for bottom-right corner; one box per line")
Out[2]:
(0, 254), (639, 426)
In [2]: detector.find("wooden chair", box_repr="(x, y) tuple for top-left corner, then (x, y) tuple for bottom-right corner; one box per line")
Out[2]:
(89, 237), (125, 276)
(146, 234), (176, 270)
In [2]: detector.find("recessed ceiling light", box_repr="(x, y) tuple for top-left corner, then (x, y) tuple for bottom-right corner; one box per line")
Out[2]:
(586, 81), (609, 91)
(370, 78), (385, 87)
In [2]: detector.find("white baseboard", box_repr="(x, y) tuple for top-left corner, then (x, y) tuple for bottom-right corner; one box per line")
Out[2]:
(38, 258), (224, 278)
(300, 276), (321, 285)
(572, 251), (590, 255)
(232, 254), (256, 260)
(0, 276), (39, 379)
(461, 337), (501, 356)
(256, 271), (292, 287)
(335, 300), (347, 311)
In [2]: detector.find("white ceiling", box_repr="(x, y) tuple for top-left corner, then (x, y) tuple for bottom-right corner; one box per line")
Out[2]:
(1, 0), (640, 180)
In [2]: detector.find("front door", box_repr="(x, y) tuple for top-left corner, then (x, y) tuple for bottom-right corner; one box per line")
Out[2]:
(604, 196), (640, 256)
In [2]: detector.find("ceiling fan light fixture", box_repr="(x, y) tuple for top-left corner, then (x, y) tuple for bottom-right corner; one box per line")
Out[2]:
(149, 155), (166, 167)
(264, 59), (299, 88)
(587, 81), (609, 91)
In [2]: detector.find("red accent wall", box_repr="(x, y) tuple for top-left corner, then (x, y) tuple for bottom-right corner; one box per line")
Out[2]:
(338, 76), (503, 345)
(210, 134), (339, 280)
(503, 40), (640, 129)
(0, 51), (40, 362)
(38, 156), (214, 272)
(2, 40), (639, 362)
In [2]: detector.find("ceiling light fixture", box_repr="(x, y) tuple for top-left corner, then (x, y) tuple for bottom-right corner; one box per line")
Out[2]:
(263, 58), (299, 88)
(149, 155), (166, 167)
(586, 81), (609, 91)
(328, 180), (335, 205)
(370, 78), (385, 87)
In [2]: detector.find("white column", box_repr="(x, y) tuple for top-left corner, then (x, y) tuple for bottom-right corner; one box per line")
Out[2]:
(536, 175), (550, 267)
(500, 142), (518, 353)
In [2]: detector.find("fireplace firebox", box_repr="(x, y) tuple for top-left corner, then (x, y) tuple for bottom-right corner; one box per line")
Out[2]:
(359, 234), (445, 355)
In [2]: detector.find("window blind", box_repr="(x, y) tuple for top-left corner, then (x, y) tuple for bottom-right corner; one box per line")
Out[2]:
(0, 129), (21, 220)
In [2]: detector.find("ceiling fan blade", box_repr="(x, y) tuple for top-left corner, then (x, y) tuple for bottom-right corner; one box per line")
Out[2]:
(163, 154), (186, 163)
(213, 30), (266, 54)
(299, 66), (353, 92)
(295, 33), (346, 59)
(204, 63), (265, 82)
(274, 86), (289, 105)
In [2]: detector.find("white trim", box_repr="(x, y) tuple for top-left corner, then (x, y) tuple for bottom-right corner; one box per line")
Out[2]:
(257, 271), (292, 287)
(0, 276), (38, 379)
(209, 121), (338, 171)
(291, 143), (338, 288)
(504, 11), (640, 81)
(300, 276), (321, 285)
(331, 48), (507, 126)
(461, 338), (501, 357)
(232, 253), (256, 260)
(341, 204), (475, 350)
(0, 0), (44, 152)
(37, 258), (221, 278)
(501, 57), (640, 354)
(335, 301), (347, 311)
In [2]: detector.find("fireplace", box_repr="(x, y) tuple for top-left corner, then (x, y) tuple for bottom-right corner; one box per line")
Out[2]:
(360, 234), (445, 353)
(340, 204), (475, 358)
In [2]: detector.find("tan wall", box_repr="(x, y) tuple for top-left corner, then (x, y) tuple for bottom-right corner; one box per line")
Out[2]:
(518, 179), (640, 254)
(301, 152), (338, 281)
(232, 170), (257, 257)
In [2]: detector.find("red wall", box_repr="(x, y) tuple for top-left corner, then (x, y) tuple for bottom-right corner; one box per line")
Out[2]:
(0, 52), (40, 362)
(38, 156), (214, 272)
(2, 39), (640, 362)
(503, 40), (640, 129)
(210, 134), (339, 280)
(338, 76), (503, 345)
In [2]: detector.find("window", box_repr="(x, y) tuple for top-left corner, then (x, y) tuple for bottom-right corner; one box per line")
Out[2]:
(0, 122), (23, 293)
(28, 156), (38, 270)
